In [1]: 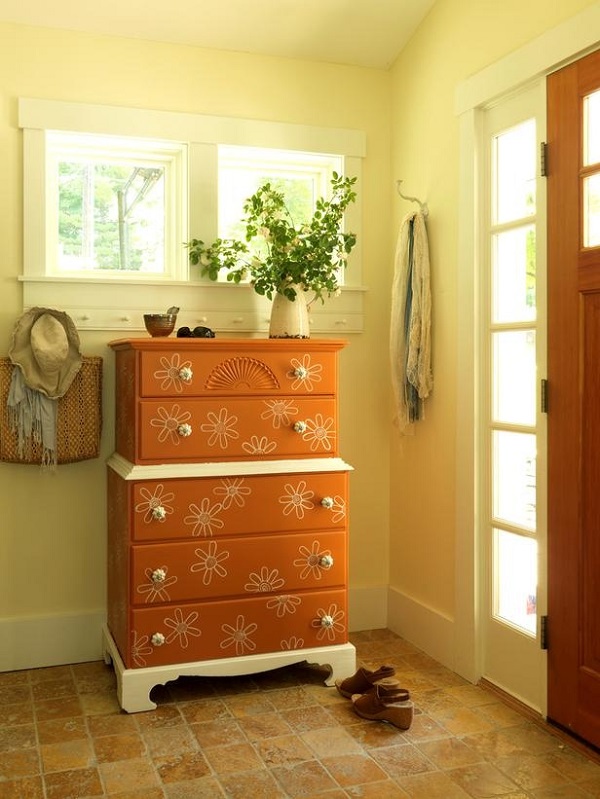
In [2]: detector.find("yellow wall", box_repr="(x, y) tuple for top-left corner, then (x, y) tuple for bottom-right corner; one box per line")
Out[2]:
(0, 23), (392, 641)
(388, 0), (598, 620)
(2, 0), (598, 669)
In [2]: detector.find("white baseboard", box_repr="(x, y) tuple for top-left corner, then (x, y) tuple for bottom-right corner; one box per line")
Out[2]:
(0, 611), (106, 672)
(2, 587), (453, 675)
(387, 585), (458, 673)
(0, 592), (383, 672)
(348, 584), (388, 632)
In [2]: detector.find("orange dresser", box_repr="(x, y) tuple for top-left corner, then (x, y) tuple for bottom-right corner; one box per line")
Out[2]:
(103, 338), (356, 712)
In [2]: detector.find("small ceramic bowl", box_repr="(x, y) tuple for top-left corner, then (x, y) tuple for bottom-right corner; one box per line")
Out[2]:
(143, 314), (177, 337)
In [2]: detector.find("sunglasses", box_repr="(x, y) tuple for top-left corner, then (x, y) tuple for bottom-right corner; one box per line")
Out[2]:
(176, 326), (216, 338)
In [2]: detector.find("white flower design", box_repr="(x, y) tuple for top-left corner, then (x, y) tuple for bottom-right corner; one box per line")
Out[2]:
(312, 603), (345, 641)
(244, 567), (285, 593)
(288, 355), (323, 392)
(164, 608), (202, 648)
(137, 566), (178, 603)
(190, 541), (230, 585)
(184, 498), (225, 537)
(266, 594), (302, 618)
(281, 636), (305, 650)
(279, 480), (314, 519)
(294, 541), (331, 580)
(220, 614), (258, 655)
(134, 485), (175, 523)
(212, 477), (251, 510)
(261, 399), (299, 429)
(150, 404), (192, 445)
(330, 495), (347, 523)
(131, 631), (153, 667)
(241, 435), (278, 456)
(302, 414), (335, 451)
(153, 354), (193, 393)
(200, 408), (239, 449)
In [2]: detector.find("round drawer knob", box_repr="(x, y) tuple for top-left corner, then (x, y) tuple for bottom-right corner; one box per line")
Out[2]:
(320, 496), (334, 509)
(178, 423), (192, 437)
(151, 632), (165, 647)
(320, 615), (335, 629)
(151, 568), (167, 583)
(293, 421), (307, 434)
(294, 366), (308, 379)
(178, 366), (193, 382)
(319, 554), (334, 569)
(151, 505), (167, 521)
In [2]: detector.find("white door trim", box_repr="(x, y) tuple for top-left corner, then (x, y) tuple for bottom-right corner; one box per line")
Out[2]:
(455, 3), (600, 700)
(455, 2), (600, 116)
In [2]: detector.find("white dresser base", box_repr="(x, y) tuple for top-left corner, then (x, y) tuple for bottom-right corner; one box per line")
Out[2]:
(102, 625), (356, 713)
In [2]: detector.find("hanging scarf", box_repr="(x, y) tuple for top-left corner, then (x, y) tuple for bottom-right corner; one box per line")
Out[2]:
(390, 210), (433, 431)
(7, 367), (58, 467)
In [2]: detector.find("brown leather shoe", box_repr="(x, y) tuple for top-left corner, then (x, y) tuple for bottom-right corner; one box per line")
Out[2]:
(353, 683), (410, 702)
(351, 684), (414, 730)
(334, 664), (396, 698)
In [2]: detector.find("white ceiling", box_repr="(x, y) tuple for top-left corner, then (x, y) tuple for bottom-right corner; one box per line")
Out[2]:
(0, 0), (436, 69)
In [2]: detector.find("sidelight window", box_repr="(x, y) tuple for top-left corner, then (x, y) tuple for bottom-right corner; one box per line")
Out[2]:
(488, 116), (540, 637)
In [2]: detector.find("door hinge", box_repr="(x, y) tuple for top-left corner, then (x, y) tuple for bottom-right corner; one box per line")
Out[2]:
(541, 378), (548, 413)
(540, 142), (548, 177)
(540, 615), (549, 650)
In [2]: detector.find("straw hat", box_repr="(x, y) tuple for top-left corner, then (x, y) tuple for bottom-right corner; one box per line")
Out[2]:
(9, 307), (82, 399)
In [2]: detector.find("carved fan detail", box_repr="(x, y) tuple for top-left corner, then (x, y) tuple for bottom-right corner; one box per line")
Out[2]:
(205, 357), (280, 390)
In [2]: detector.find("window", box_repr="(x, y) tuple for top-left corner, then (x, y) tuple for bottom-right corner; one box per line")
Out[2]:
(47, 132), (187, 279)
(219, 146), (342, 236)
(488, 115), (539, 636)
(19, 99), (365, 333)
(216, 145), (345, 285)
(583, 89), (600, 248)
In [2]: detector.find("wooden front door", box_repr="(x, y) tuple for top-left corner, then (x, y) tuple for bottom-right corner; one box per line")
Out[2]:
(547, 47), (600, 748)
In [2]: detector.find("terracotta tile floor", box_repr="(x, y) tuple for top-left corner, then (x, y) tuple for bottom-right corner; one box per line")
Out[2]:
(1, 629), (600, 798)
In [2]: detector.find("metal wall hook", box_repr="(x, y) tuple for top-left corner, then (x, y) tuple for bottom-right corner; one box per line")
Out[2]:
(396, 180), (429, 217)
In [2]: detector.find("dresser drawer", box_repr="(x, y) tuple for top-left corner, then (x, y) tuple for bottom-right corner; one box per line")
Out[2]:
(130, 471), (348, 542)
(137, 397), (338, 463)
(131, 530), (346, 605)
(138, 348), (338, 398)
(127, 588), (348, 668)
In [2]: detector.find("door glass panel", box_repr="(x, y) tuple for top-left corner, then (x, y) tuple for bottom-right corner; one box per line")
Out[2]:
(583, 90), (600, 166)
(583, 173), (600, 248)
(492, 430), (536, 530)
(492, 225), (536, 323)
(494, 528), (537, 635)
(487, 103), (540, 668)
(483, 91), (545, 705)
(493, 119), (536, 224)
(492, 330), (536, 426)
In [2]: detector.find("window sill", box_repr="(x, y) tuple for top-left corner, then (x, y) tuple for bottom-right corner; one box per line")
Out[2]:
(19, 276), (366, 334)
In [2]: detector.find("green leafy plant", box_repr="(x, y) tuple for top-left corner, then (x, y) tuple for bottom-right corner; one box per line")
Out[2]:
(186, 173), (357, 302)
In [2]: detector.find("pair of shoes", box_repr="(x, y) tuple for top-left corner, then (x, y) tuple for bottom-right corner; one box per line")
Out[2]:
(351, 684), (414, 730)
(355, 683), (410, 703)
(335, 664), (397, 698)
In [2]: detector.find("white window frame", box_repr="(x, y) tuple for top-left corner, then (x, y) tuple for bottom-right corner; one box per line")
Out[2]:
(45, 131), (187, 281)
(19, 98), (366, 333)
